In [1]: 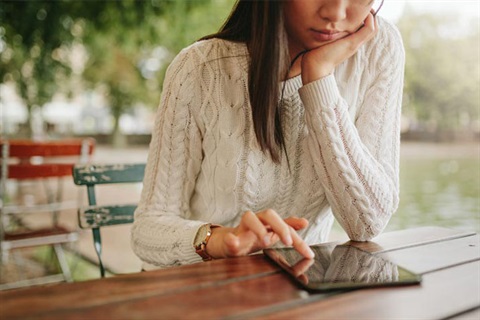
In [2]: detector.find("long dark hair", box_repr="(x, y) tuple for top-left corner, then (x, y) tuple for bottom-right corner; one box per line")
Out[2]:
(201, 0), (289, 163)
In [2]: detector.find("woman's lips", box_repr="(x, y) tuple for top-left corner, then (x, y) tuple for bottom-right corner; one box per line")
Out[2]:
(310, 29), (344, 42)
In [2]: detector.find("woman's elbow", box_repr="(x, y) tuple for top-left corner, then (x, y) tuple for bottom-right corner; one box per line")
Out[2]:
(347, 197), (399, 241)
(347, 222), (385, 242)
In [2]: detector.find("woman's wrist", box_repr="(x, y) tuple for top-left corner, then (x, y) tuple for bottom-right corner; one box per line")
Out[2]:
(299, 74), (340, 109)
(301, 55), (334, 85)
(205, 226), (233, 259)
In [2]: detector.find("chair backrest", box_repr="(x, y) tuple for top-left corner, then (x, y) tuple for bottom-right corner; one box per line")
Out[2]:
(0, 138), (96, 282)
(72, 163), (145, 277)
(1, 138), (95, 216)
(1, 139), (96, 180)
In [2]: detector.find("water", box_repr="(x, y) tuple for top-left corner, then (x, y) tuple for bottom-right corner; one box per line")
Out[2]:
(388, 142), (480, 234)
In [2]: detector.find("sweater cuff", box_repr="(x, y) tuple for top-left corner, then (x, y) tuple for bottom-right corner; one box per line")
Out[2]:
(138, 221), (204, 271)
(298, 74), (340, 109)
(181, 221), (206, 264)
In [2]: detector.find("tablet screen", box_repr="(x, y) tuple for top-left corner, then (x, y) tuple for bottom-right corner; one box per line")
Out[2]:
(264, 243), (422, 292)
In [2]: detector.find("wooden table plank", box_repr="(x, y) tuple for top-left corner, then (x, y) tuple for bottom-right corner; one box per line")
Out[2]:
(228, 234), (480, 320)
(451, 307), (480, 320)
(350, 226), (476, 253)
(0, 255), (276, 319)
(380, 234), (480, 274)
(0, 227), (475, 320)
(23, 234), (480, 320)
(20, 274), (307, 320)
(253, 261), (480, 320)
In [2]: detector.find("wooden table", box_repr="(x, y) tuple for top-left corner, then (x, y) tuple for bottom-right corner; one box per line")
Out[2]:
(1, 227), (479, 319)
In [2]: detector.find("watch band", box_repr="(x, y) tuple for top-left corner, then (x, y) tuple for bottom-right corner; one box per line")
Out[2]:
(195, 224), (220, 261)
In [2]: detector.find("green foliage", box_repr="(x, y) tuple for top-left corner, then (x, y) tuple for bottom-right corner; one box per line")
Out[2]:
(1, 0), (235, 141)
(8, 1), (477, 141)
(398, 6), (480, 133)
(79, 0), (235, 145)
(0, 1), (78, 135)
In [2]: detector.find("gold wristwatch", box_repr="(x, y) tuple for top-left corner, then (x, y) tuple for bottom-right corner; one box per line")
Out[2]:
(193, 223), (219, 261)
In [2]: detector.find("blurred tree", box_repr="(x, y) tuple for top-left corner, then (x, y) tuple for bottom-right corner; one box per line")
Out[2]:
(81, 0), (234, 146)
(0, 0), (234, 144)
(398, 6), (480, 138)
(0, 1), (76, 137)
(79, 0), (167, 147)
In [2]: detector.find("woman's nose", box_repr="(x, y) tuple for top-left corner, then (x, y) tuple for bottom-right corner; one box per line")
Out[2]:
(319, 0), (347, 23)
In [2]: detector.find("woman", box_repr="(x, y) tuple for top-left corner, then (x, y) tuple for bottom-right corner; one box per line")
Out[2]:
(132, 0), (404, 269)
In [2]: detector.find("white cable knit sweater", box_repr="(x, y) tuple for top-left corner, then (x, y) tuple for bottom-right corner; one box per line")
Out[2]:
(132, 17), (405, 269)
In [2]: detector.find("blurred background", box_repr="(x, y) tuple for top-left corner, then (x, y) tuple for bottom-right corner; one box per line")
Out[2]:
(0, 0), (479, 280)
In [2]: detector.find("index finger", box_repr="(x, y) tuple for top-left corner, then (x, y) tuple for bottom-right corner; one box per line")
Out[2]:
(289, 227), (315, 259)
(257, 209), (293, 246)
(290, 258), (315, 285)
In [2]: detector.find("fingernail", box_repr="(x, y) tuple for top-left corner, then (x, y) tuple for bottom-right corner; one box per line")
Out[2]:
(307, 247), (315, 258)
(263, 235), (270, 246)
(284, 234), (293, 246)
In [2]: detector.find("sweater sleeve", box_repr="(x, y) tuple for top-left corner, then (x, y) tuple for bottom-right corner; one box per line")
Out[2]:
(131, 47), (205, 267)
(298, 21), (405, 241)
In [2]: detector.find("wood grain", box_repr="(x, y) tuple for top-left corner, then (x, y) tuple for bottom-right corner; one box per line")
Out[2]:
(379, 234), (480, 274)
(0, 227), (476, 320)
(1, 139), (95, 158)
(0, 255), (276, 319)
(34, 273), (306, 320)
(253, 261), (480, 320)
(348, 226), (476, 253)
(450, 307), (480, 320)
(231, 234), (480, 319)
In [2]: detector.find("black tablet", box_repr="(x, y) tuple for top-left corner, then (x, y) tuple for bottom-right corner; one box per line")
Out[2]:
(264, 243), (422, 292)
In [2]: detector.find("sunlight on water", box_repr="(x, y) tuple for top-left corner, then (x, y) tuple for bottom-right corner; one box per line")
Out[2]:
(390, 155), (480, 233)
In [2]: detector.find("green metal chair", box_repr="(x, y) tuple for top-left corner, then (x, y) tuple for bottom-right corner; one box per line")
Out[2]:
(72, 163), (145, 277)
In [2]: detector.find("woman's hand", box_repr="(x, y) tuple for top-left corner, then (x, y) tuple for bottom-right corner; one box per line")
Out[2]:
(267, 250), (315, 285)
(301, 12), (378, 85)
(206, 209), (315, 259)
(290, 258), (315, 285)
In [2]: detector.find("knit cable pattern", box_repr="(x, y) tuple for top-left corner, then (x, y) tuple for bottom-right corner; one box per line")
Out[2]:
(132, 17), (404, 269)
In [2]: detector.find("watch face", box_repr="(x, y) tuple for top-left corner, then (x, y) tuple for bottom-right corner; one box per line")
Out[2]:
(194, 224), (209, 247)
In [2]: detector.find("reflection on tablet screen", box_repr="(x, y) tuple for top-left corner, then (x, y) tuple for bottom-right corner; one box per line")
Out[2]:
(264, 244), (421, 292)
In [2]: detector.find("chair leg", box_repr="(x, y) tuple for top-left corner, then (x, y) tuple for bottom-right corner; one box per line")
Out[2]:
(53, 244), (72, 282)
(42, 179), (60, 226)
(1, 244), (8, 265)
(92, 228), (105, 278)
(12, 250), (26, 281)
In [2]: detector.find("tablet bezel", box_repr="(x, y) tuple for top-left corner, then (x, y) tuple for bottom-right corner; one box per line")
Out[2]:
(264, 243), (422, 292)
